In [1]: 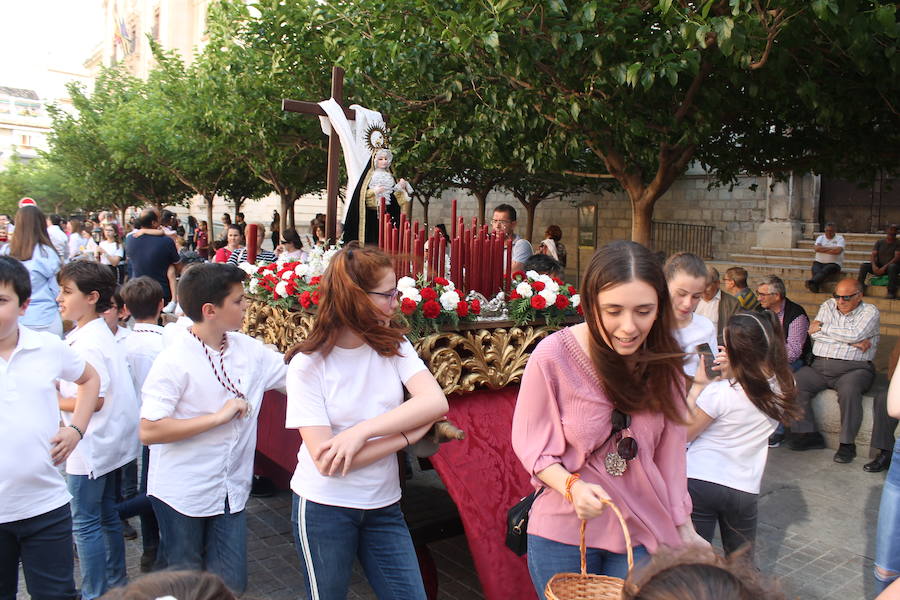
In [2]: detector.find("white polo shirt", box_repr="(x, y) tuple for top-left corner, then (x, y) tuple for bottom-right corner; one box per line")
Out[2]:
(122, 323), (165, 398)
(814, 234), (845, 266)
(141, 327), (287, 517)
(0, 326), (86, 523)
(60, 317), (140, 478)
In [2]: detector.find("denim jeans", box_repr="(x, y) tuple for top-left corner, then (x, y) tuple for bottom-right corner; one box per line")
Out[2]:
(150, 496), (247, 594)
(291, 494), (426, 600)
(115, 460), (138, 502)
(526, 533), (649, 597)
(875, 438), (900, 593)
(0, 504), (77, 600)
(115, 447), (159, 557)
(67, 473), (127, 600)
(688, 478), (758, 560)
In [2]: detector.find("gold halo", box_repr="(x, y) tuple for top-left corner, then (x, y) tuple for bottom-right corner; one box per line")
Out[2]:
(364, 123), (389, 152)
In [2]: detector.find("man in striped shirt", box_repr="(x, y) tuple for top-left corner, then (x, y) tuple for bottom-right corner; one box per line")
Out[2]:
(789, 279), (882, 467)
(723, 266), (760, 311)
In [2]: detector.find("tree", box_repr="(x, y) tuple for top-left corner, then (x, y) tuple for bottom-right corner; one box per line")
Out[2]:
(0, 155), (76, 215)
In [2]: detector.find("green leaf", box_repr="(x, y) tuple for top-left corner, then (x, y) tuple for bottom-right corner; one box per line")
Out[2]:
(626, 61), (642, 86)
(571, 101), (581, 121)
(659, 0), (673, 16)
(666, 68), (678, 86)
(485, 31), (500, 49)
(701, 0), (714, 19)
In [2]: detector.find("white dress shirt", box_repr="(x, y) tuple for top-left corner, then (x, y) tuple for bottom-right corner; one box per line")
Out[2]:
(122, 323), (165, 398)
(47, 225), (69, 261)
(695, 290), (721, 330)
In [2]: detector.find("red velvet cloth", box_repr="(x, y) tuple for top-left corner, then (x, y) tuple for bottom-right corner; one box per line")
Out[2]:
(254, 390), (300, 489)
(428, 386), (537, 600)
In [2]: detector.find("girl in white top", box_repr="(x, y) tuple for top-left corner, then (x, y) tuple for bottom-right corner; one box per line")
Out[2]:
(285, 243), (448, 600)
(664, 252), (718, 377)
(685, 311), (799, 561)
(96, 224), (124, 267)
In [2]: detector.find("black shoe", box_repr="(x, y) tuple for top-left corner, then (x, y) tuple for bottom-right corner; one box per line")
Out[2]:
(250, 475), (277, 498)
(864, 450), (892, 473)
(788, 432), (826, 451)
(768, 432), (785, 448)
(861, 283), (868, 296)
(121, 519), (137, 540)
(140, 548), (158, 573)
(888, 291), (897, 300)
(805, 280), (819, 293)
(833, 443), (856, 463)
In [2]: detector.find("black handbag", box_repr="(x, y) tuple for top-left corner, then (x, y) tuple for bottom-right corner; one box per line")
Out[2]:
(505, 487), (543, 555)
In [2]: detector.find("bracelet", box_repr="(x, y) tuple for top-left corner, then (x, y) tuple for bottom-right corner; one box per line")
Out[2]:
(400, 431), (410, 447)
(68, 424), (84, 439)
(564, 473), (581, 503)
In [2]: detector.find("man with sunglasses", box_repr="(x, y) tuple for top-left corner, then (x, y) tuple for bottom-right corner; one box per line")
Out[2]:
(790, 279), (891, 471)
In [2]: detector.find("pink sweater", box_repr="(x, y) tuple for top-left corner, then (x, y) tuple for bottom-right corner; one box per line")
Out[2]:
(511, 327), (692, 554)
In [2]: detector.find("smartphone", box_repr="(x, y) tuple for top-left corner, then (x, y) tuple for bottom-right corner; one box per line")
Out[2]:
(696, 343), (719, 380)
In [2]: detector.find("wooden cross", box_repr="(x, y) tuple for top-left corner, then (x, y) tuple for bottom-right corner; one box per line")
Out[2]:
(281, 66), (356, 244)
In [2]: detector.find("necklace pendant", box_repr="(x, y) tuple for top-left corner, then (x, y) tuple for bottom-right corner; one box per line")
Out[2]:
(605, 452), (627, 477)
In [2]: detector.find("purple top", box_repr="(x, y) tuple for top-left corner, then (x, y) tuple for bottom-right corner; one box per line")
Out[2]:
(776, 304), (809, 364)
(511, 327), (692, 554)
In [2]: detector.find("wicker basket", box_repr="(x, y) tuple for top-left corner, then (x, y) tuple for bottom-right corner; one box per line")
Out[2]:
(544, 499), (633, 600)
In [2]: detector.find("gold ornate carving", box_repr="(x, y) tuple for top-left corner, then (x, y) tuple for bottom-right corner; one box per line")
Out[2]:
(243, 301), (563, 395)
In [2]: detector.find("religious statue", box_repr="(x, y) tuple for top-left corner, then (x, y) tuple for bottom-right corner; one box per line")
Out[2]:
(343, 143), (412, 245)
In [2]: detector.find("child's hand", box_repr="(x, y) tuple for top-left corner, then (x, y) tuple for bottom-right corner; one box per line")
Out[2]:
(217, 397), (250, 424)
(315, 425), (370, 476)
(50, 426), (81, 465)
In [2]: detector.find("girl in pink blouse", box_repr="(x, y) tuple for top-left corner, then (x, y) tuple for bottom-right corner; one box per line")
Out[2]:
(512, 241), (709, 594)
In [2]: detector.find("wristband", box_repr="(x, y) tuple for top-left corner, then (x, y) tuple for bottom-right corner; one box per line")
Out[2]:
(68, 424), (84, 439)
(400, 431), (410, 447)
(564, 473), (581, 503)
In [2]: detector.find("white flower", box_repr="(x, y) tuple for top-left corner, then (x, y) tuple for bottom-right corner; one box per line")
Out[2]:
(537, 274), (560, 292)
(275, 281), (288, 298)
(443, 280), (456, 291)
(571, 294), (581, 307)
(293, 263), (309, 278)
(539, 289), (557, 306)
(525, 270), (540, 281)
(248, 278), (259, 293)
(238, 262), (258, 275)
(401, 288), (422, 303)
(515, 282), (533, 298)
(397, 276), (417, 290)
(281, 269), (294, 280)
(439, 289), (461, 311)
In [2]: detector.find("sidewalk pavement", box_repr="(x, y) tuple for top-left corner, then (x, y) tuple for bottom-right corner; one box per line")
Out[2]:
(17, 447), (887, 600)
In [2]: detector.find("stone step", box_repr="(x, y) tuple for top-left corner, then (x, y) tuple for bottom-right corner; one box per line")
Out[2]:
(810, 231), (887, 242)
(797, 239), (876, 253)
(730, 253), (866, 269)
(749, 246), (871, 261)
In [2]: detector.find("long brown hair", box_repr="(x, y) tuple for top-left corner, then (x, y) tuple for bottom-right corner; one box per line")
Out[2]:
(286, 243), (406, 361)
(98, 570), (236, 600)
(724, 311), (800, 422)
(580, 241), (687, 422)
(9, 205), (56, 261)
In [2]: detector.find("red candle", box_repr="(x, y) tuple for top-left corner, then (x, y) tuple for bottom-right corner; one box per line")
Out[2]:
(451, 198), (457, 240)
(505, 239), (513, 294)
(437, 234), (446, 278)
(246, 224), (258, 264)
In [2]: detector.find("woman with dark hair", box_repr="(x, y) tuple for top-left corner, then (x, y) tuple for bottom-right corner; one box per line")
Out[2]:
(96, 224), (125, 284)
(285, 243), (448, 600)
(2, 205), (63, 336)
(196, 220), (210, 260)
(276, 229), (305, 262)
(540, 224), (567, 267)
(271, 210), (281, 249)
(186, 215), (198, 250)
(513, 241), (707, 595)
(213, 225), (243, 264)
(685, 311), (799, 561)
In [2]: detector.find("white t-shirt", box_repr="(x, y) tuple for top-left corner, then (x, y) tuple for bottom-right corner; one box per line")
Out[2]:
(687, 379), (779, 494)
(695, 290), (721, 330)
(0, 326), (85, 523)
(60, 317), (139, 478)
(123, 323), (165, 398)
(98, 240), (124, 266)
(673, 313), (718, 377)
(68, 235), (97, 262)
(286, 338), (427, 509)
(141, 327), (287, 517)
(814, 234), (845, 266)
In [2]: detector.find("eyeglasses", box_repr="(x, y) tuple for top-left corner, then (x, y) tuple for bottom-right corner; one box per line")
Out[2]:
(367, 289), (400, 301)
(756, 291), (779, 297)
(490, 219), (512, 225)
(833, 292), (860, 302)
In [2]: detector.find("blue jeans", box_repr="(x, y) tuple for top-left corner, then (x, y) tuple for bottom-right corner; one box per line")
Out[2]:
(527, 533), (649, 598)
(150, 496), (247, 594)
(116, 446), (159, 557)
(67, 473), (127, 600)
(0, 504), (77, 600)
(875, 438), (900, 593)
(291, 494), (426, 600)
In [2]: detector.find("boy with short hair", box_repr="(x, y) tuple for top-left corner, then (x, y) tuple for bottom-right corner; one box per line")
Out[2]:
(0, 256), (100, 600)
(118, 276), (166, 570)
(140, 263), (287, 593)
(56, 261), (140, 599)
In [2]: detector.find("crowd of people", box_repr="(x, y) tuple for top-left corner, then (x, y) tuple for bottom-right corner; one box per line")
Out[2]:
(2, 201), (899, 600)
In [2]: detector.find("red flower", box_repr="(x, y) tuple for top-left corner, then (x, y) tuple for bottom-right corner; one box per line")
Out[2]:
(555, 295), (570, 309)
(420, 287), (438, 301)
(577, 304), (584, 315)
(309, 276), (321, 286)
(532, 281), (546, 292)
(553, 277), (564, 285)
(299, 291), (312, 308)
(285, 281), (296, 296)
(456, 301), (469, 318)
(401, 298), (418, 316)
(422, 300), (441, 319)
(434, 277), (449, 287)
(311, 291), (320, 305)
(470, 299), (481, 314)
(511, 270), (526, 281)
(263, 263), (278, 271)
(530, 295), (547, 310)
(509, 290), (520, 300)
(568, 285), (577, 295)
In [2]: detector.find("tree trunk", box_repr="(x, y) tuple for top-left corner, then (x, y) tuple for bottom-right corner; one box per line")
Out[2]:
(473, 188), (489, 226)
(524, 201), (537, 243)
(204, 193), (215, 239)
(119, 206), (127, 228)
(233, 197), (244, 218)
(280, 196), (291, 235)
(631, 195), (655, 248)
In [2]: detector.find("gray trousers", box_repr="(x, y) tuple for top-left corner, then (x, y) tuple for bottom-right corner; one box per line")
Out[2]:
(793, 357), (875, 445)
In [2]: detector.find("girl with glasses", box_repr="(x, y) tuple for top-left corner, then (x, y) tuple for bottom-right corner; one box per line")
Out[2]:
(685, 311), (799, 561)
(284, 243), (448, 600)
(512, 241), (708, 596)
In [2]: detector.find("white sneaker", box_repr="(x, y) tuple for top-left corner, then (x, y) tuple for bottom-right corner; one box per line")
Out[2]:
(163, 300), (177, 314)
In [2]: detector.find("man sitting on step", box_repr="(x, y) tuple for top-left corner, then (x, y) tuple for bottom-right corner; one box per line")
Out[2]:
(723, 266), (760, 311)
(858, 224), (900, 300)
(789, 279), (883, 468)
(806, 222), (845, 293)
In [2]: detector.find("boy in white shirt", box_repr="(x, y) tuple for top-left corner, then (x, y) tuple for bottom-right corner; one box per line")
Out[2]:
(0, 256), (100, 600)
(117, 276), (166, 571)
(56, 261), (140, 600)
(140, 263), (287, 593)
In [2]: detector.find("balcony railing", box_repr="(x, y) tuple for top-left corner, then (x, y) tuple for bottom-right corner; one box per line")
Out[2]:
(651, 221), (714, 259)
